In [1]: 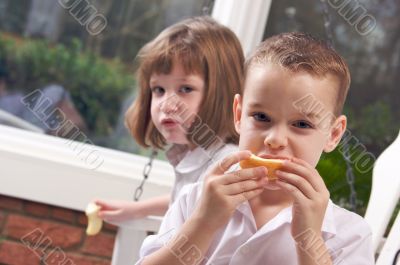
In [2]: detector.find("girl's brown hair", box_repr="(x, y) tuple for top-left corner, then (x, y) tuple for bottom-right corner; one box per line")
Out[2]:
(126, 16), (244, 149)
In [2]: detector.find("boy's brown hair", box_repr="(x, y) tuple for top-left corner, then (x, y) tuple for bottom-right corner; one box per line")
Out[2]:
(245, 32), (350, 116)
(126, 16), (244, 149)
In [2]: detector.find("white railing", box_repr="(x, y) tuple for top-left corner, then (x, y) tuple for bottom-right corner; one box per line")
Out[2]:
(109, 216), (163, 264)
(0, 124), (173, 264)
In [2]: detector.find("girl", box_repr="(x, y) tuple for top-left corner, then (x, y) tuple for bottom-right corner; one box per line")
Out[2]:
(95, 16), (244, 222)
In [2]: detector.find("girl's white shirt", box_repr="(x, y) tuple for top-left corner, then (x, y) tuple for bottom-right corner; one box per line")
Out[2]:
(166, 143), (238, 203)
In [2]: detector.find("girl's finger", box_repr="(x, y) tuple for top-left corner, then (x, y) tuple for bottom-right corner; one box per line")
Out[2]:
(98, 210), (121, 222)
(210, 150), (252, 175)
(220, 166), (267, 185)
(93, 199), (119, 210)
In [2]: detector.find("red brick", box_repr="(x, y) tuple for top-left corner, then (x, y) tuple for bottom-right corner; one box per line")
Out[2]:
(0, 211), (5, 231)
(77, 213), (88, 226)
(0, 195), (23, 211)
(4, 214), (84, 249)
(82, 232), (115, 257)
(103, 222), (118, 232)
(24, 201), (50, 217)
(45, 251), (110, 265)
(52, 207), (77, 223)
(0, 241), (41, 265)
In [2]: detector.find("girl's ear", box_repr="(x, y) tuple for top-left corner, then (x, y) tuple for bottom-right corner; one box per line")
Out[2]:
(324, 115), (347, 152)
(233, 94), (242, 134)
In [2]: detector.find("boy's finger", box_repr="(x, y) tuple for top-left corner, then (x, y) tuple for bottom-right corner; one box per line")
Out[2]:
(232, 187), (264, 205)
(275, 170), (314, 199)
(275, 180), (307, 201)
(282, 160), (325, 192)
(221, 166), (267, 185)
(223, 178), (265, 195)
(211, 150), (252, 175)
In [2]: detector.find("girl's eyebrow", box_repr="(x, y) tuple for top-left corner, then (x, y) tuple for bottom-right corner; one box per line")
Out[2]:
(149, 80), (158, 87)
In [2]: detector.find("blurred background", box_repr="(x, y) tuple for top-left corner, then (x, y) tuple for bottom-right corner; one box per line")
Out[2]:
(0, 0), (398, 215)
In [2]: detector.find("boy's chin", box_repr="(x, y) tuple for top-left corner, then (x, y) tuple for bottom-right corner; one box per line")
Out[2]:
(262, 180), (282, 191)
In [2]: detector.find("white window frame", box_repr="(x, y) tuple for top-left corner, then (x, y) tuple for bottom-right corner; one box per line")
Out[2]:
(212, 0), (272, 56)
(0, 125), (174, 211)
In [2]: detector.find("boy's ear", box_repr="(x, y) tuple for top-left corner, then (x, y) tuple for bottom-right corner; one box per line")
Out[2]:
(324, 115), (347, 152)
(233, 94), (242, 134)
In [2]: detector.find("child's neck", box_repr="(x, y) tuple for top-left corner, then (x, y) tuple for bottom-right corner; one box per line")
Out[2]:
(256, 189), (292, 205)
(248, 189), (293, 230)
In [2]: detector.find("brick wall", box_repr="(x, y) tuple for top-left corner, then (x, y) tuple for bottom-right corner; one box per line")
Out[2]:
(0, 195), (117, 265)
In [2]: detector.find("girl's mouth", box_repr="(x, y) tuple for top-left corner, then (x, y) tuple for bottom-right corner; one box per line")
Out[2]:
(161, 118), (179, 127)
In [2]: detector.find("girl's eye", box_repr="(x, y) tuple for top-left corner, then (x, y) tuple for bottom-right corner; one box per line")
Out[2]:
(252, 112), (271, 122)
(151, 87), (165, 95)
(293, 120), (313, 129)
(179, 86), (193, 93)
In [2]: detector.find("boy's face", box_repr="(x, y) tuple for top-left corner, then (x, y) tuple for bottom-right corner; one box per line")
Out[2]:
(234, 64), (346, 168)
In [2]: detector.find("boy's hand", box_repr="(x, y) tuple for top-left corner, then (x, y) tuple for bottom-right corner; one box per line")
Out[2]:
(274, 157), (330, 239)
(192, 150), (267, 230)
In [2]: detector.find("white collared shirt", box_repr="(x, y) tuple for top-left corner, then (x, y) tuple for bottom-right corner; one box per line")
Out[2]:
(137, 182), (374, 265)
(166, 143), (238, 203)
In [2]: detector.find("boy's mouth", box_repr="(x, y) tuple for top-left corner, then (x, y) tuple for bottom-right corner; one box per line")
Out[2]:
(257, 154), (290, 160)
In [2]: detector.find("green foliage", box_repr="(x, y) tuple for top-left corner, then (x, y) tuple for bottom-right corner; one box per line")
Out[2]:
(0, 34), (135, 137)
(317, 142), (373, 215)
(347, 101), (398, 152)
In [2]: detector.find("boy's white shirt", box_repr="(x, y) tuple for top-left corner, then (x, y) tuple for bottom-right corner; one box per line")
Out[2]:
(166, 143), (238, 203)
(137, 180), (374, 265)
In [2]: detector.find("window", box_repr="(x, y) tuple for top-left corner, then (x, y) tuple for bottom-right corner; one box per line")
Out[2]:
(263, 0), (399, 212)
(0, 0), (214, 154)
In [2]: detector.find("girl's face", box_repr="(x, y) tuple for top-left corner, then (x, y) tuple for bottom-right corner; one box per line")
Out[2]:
(150, 62), (205, 148)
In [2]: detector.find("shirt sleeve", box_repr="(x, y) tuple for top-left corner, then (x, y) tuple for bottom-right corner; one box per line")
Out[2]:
(135, 183), (201, 264)
(328, 215), (375, 265)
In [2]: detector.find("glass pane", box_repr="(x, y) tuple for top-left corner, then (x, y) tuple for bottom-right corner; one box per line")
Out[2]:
(0, 0), (213, 154)
(263, 0), (399, 212)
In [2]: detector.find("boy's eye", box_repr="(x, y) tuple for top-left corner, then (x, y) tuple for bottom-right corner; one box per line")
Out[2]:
(252, 112), (271, 122)
(151, 86), (165, 95)
(179, 86), (193, 93)
(293, 120), (313, 129)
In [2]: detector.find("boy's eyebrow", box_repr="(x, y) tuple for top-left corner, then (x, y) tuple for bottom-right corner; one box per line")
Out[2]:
(247, 102), (265, 109)
(301, 111), (322, 120)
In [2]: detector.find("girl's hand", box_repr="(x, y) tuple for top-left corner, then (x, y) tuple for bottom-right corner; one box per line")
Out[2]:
(274, 157), (330, 240)
(192, 150), (267, 230)
(94, 199), (146, 223)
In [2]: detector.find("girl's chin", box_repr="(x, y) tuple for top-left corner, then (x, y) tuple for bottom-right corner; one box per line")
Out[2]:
(164, 136), (190, 146)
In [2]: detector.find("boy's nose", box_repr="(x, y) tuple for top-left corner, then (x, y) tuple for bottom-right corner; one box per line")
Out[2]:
(264, 128), (288, 150)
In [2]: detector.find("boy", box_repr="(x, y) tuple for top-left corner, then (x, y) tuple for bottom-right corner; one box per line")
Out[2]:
(136, 33), (374, 265)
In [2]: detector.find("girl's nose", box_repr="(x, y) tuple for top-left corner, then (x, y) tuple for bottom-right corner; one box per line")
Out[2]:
(264, 127), (288, 150)
(159, 94), (180, 114)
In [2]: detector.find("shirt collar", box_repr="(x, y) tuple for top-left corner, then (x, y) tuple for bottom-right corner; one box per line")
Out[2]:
(166, 144), (226, 174)
(237, 199), (337, 237)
